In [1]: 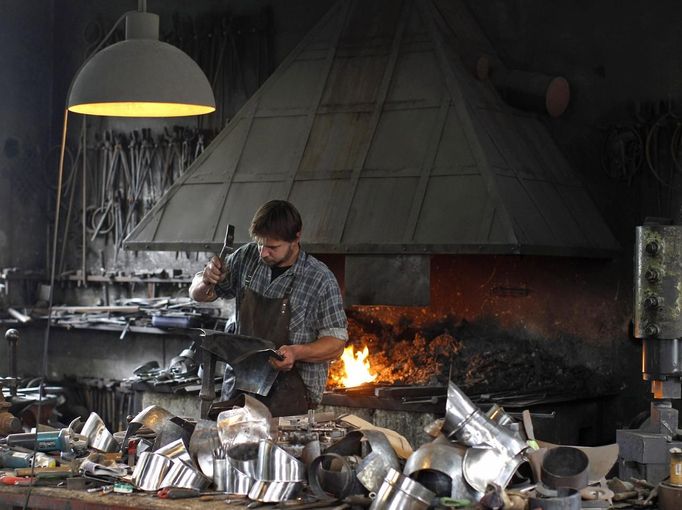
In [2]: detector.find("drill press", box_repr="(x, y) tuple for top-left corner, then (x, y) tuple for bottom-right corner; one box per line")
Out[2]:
(617, 224), (682, 483)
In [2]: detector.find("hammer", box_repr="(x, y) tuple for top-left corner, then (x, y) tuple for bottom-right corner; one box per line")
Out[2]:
(205, 223), (235, 296)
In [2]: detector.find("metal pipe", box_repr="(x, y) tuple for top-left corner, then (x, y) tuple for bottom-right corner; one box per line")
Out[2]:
(490, 68), (570, 118)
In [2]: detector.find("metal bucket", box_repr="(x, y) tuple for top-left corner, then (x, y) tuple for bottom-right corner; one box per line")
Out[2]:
(541, 447), (589, 490)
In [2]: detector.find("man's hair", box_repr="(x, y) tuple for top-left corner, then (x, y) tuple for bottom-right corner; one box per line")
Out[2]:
(249, 200), (302, 242)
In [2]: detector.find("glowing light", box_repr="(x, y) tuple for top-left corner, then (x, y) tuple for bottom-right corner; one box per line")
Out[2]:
(340, 345), (377, 387)
(68, 102), (215, 117)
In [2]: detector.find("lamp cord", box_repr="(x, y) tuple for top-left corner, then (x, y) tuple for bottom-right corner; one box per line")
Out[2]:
(21, 109), (69, 510)
(23, 14), (134, 506)
(21, 6), (156, 508)
(86, 11), (131, 58)
(22, 10), (128, 503)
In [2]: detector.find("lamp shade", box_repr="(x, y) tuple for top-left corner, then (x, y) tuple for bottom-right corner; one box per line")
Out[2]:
(67, 13), (216, 117)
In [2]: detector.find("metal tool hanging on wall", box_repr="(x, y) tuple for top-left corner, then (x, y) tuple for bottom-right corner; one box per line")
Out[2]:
(53, 125), (209, 275)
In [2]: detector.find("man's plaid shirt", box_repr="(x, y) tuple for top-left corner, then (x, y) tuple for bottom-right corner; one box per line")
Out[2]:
(215, 242), (348, 404)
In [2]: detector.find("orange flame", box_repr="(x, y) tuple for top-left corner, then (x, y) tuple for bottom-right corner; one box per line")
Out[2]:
(339, 345), (377, 387)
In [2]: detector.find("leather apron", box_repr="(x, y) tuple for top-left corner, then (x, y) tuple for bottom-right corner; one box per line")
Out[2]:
(221, 259), (309, 417)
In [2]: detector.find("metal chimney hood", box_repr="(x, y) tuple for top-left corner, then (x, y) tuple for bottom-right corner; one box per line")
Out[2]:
(124, 0), (619, 259)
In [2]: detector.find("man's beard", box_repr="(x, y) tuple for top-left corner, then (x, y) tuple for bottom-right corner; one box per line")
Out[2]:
(261, 243), (295, 267)
(261, 256), (276, 267)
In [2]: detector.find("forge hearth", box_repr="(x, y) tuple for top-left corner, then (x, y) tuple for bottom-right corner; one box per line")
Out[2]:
(322, 307), (622, 448)
(327, 309), (618, 399)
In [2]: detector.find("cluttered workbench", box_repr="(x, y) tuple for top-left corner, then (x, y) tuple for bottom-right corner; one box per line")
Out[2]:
(0, 485), (253, 510)
(0, 379), (672, 510)
(1, 376), (669, 510)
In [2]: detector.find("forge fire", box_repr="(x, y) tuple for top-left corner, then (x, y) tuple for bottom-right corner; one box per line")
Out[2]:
(327, 307), (462, 389)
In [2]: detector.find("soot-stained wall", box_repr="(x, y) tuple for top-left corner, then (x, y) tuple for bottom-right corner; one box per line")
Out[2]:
(0, 2), (52, 270)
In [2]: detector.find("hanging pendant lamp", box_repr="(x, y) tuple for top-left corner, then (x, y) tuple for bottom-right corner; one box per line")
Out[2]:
(67, 6), (215, 117)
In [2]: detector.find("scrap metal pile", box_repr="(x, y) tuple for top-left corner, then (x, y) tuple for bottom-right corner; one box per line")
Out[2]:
(0, 382), (661, 509)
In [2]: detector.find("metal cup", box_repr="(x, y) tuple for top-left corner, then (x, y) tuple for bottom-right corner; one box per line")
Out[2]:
(214, 458), (229, 492)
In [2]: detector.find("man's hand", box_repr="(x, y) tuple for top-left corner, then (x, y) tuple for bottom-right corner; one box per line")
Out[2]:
(202, 255), (229, 286)
(269, 338), (345, 371)
(189, 256), (229, 302)
(271, 345), (296, 371)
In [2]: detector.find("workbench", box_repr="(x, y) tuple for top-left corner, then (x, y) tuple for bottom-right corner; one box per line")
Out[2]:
(0, 485), (656, 510)
(0, 485), (247, 509)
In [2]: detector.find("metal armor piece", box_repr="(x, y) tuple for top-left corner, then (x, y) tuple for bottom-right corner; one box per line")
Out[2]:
(323, 429), (401, 494)
(462, 447), (527, 494)
(355, 430), (401, 493)
(81, 412), (119, 453)
(160, 460), (211, 490)
(213, 458), (252, 494)
(403, 439), (480, 501)
(188, 419), (221, 479)
(443, 381), (527, 455)
(369, 468), (435, 510)
(132, 452), (173, 491)
(123, 405), (193, 451)
(255, 440), (305, 482)
(156, 438), (194, 468)
(227, 442), (259, 478)
(248, 480), (302, 502)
